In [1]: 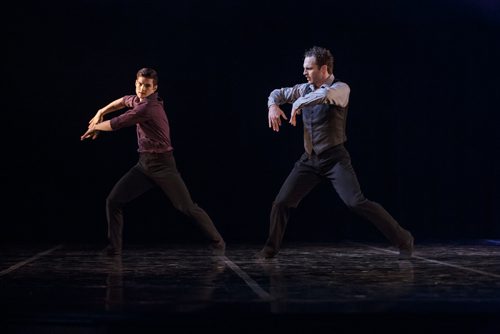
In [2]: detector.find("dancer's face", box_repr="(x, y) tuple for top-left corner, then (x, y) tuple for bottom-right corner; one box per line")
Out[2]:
(303, 56), (327, 88)
(135, 76), (157, 100)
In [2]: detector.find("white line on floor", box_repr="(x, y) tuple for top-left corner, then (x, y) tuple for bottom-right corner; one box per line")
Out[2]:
(355, 243), (500, 279)
(0, 245), (64, 277)
(218, 256), (274, 301)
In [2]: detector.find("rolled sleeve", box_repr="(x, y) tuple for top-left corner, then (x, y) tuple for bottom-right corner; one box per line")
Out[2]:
(267, 84), (307, 108)
(292, 82), (350, 110)
(110, 98), (149, 130)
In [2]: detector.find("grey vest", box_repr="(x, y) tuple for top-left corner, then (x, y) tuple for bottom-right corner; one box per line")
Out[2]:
(302, 80), (348, 155)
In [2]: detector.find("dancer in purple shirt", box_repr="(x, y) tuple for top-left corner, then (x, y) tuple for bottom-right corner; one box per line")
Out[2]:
(81, 68), (225, 256)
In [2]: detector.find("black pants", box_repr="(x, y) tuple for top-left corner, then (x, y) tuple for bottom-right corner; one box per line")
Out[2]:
(262, 144), (412, 255)
(106, 152), (224, 251)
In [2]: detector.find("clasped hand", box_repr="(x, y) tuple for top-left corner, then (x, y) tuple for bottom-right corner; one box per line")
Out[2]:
(80, 112), (103, 141)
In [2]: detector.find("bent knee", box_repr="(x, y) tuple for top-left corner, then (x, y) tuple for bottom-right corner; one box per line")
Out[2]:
(174, 202), (198, 215)
(272, 198), (296, 210)
(343, 194), (368, 210)
(106, 196), (122, 208)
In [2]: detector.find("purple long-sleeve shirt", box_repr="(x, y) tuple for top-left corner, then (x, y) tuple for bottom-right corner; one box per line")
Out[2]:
(109, 92), (173, 153)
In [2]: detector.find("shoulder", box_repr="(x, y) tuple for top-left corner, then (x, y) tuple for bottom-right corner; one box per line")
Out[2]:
(138, 95), (164, 112)
(294, 82), (312, 94)
(123, 95), (139, 107)
(331, 81), (350, 91)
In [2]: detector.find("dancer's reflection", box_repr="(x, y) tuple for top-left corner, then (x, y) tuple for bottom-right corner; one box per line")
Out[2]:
(336, 259), (415, 309)
(105, 255), (123, 311)
(255, 258), (288, 313)
(175, 256), (227, 312)
(396, 259), (415, 282)
(255, 257), (415, 313)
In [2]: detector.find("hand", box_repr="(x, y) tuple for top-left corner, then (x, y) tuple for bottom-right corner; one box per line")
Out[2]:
(88, 110), (103, 128)
(289, 108), (301, 126)
(268, 105), (288, 132)
(80, 124), (97, 141)
(82, 110), (103, 140)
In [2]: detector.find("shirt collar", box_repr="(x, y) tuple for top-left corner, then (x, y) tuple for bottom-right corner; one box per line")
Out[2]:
(145, 92), (158, 100)
(323, 74), (335, 87)
(308, 74), (335, 90)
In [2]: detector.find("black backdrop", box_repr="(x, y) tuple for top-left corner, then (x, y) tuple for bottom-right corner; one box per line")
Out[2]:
(4, 0), (499, 246)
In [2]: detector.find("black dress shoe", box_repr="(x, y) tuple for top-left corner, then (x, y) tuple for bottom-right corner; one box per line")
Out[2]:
(101, 245), (121, 256)
(255, 248), (277, 259)
(211, 241), (226, 256)
(399, 235), (414, 259)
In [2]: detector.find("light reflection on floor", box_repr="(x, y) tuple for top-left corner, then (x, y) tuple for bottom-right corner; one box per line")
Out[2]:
(1, 241), (499, 333)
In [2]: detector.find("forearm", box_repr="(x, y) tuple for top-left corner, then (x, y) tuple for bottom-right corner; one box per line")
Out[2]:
(97, 98), (125, 118)
(81, 119), (113, 140)
(93, 120), (113, 132)
(292, 83), (350, 110)
(268, 84), (305, 108)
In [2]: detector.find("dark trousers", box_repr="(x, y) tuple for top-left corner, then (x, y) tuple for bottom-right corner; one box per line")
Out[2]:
(262, 145), (412, 255)
(106, 152), (224, 251)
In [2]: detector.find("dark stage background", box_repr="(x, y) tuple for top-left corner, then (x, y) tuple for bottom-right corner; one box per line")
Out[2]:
(4, 0), (499, 246)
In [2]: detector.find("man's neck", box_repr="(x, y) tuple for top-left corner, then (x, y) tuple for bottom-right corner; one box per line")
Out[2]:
(314, 74), (334, 89)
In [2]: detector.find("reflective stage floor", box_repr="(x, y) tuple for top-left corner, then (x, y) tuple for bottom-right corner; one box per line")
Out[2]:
(1, 240), (500, 333)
